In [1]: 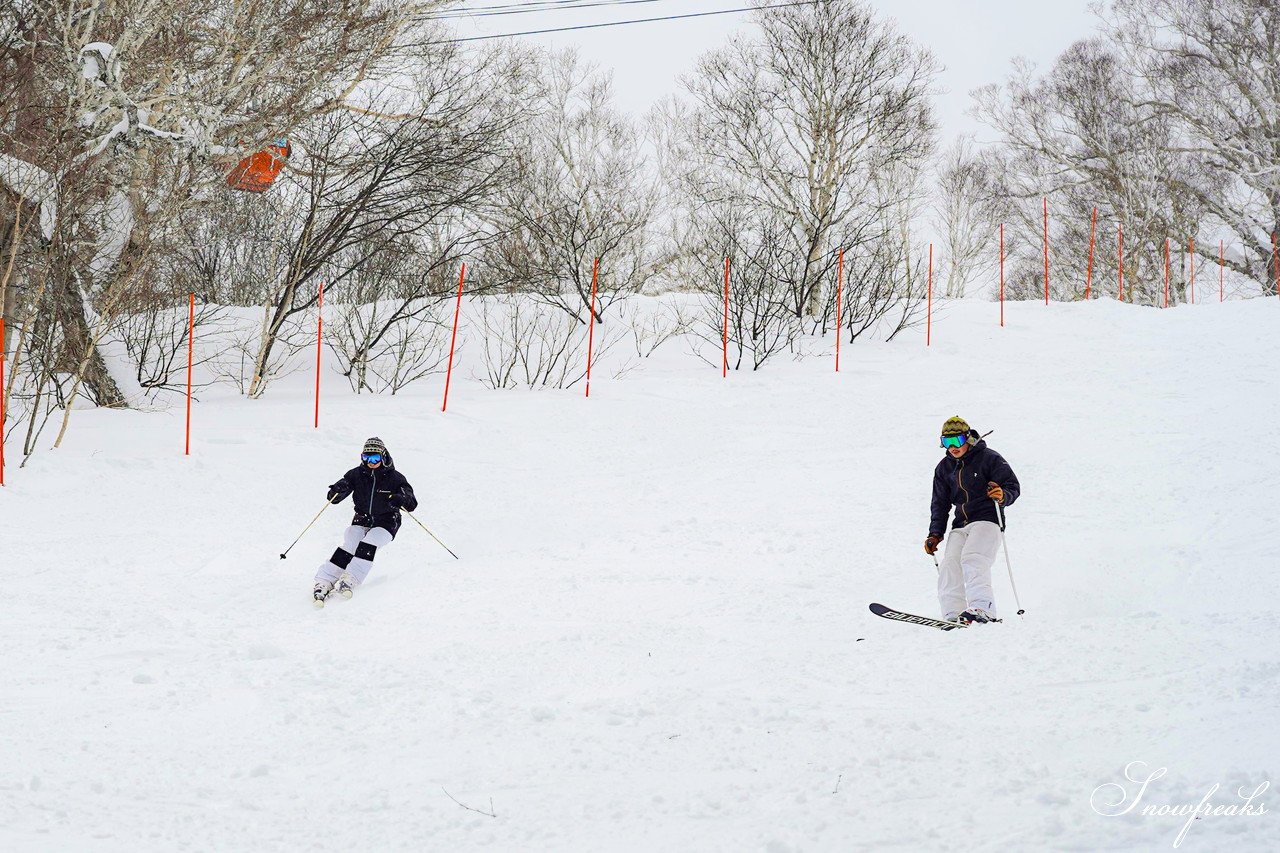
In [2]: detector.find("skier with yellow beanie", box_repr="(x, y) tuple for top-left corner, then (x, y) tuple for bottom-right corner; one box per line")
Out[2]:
(925, 417), (1020, 624)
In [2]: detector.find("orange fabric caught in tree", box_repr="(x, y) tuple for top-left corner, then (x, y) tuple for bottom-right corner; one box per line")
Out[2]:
(226, 139), (290, 192)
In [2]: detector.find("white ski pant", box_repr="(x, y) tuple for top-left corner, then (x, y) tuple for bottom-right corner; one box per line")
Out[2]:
(315, 525), (394, 587)
(936, 520), (1002, 620)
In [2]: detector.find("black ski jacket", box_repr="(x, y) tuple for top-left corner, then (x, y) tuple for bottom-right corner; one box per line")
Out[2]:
(929, 436), (1020, 535)
(328, 463), (417, 538)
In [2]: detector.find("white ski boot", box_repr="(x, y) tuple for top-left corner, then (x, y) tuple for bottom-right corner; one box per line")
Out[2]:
(312, 582), (332, 608)
(336, 572), (355, 600)
(959, 607), (999, 624)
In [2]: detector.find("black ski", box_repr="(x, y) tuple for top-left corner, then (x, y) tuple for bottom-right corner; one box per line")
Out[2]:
(869, 602), (967, 631)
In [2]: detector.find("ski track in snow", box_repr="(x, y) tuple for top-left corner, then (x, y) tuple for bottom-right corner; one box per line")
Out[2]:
(2, 298), (1278, 852)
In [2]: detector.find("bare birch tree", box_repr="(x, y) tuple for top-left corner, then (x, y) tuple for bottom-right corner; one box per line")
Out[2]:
(479, 49), (658, 324)
(241, 43), (533, 397)
(933, 136), (1004, 298)
(973, 40), (1207, 304)
(674, 0), (938, 318)
(1, 0), (446, 457)
(1108, 0), (1280, 295)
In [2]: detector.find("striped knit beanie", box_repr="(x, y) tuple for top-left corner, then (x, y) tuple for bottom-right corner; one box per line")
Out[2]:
(941, 416), (971, 438)
(362, 437), (389, 458)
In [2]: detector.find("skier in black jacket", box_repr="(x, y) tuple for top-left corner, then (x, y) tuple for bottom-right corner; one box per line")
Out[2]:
(925, 416), (1020, 624)
(313, 437), (418, 605)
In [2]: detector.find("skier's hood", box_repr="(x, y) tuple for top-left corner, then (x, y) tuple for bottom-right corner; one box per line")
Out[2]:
(353, 455), (395, 473)
(942, 434), (988, 466)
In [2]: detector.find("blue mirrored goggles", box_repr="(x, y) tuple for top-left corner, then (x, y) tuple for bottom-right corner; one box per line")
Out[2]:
(940, 434), (967, 449)
(361, 453), (383, 464)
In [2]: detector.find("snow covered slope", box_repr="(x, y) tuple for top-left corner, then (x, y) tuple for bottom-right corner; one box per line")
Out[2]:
(3, 298), (1277, 851)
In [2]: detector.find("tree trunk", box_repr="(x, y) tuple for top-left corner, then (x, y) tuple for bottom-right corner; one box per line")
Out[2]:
(2, 261), (15, 354)
(2, 204), (25, 355)
(803, 238), (825, 318)
(248, 273), (303, 399)
(53, 256), (125, 407)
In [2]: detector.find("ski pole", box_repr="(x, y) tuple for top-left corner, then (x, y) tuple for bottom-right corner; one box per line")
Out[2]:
(280, 500), (333, 559)
(403, 509), (459, 560)
(994, 499), (1026, 616)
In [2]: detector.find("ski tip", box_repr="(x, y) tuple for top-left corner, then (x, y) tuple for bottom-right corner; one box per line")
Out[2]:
(869, 602), (967, 631)
(313, 599), (325, 609)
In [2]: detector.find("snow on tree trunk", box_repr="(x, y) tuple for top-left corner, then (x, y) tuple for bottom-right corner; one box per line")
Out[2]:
(0, 154), (57, 243)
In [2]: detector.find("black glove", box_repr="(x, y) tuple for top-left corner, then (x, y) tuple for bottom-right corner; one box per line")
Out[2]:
(327, 488), (343, 504)
(387, 493), (404, 509)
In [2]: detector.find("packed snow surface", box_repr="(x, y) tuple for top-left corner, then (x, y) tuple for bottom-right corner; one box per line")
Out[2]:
(3, 297), (1278, 851)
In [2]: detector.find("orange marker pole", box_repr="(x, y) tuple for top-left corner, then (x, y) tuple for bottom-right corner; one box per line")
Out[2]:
(835, 249), (843, 372)
(585, 258), (599, 398)
(999, 224), (1005, 327)
(1219, 240), (1224, 302)
(442, 264), (466, 413)
(185, 294), (194, 456)
(927, 243), (933, 347)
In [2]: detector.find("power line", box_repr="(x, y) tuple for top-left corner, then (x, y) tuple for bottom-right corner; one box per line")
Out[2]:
(428, 0), (821, 43)
(449, 0), (624, 12)
(431, 0), (674, 20)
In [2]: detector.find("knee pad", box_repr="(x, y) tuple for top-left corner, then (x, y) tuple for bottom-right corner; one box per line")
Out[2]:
(354, 541), (378, 562)
(330, 548), (353, 569)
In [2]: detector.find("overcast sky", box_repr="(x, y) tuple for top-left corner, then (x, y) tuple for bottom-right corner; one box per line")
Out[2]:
(446, 0), (1102, 141)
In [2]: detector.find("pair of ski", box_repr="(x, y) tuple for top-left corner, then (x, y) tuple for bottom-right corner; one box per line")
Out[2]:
(868, 602), (1001, 631)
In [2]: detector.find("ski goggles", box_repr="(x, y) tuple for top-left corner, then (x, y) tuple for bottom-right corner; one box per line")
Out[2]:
(361, 453), (383, 464)
(940, 434), (967, 449)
